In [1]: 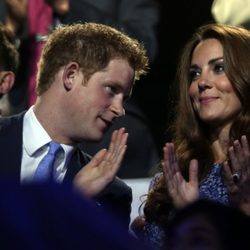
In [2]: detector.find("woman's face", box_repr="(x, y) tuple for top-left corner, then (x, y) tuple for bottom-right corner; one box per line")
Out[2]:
(188, 38), (241, 128)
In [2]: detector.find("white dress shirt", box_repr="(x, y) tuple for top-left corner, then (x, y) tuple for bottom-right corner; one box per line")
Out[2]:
(21, 106), (75, 183)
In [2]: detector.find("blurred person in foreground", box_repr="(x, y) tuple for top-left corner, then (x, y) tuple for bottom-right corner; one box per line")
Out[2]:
(165, 199), (250, 250)
(0, 178), (152, 250)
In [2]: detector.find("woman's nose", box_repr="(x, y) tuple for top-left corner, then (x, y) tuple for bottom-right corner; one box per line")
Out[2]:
(198, 77), (212, 90)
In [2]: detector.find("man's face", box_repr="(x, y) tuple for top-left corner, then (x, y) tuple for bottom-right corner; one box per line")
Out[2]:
(63, 58), (134, 143)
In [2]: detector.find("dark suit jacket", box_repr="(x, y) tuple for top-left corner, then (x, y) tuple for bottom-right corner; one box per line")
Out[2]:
(0, 112), (132, 228)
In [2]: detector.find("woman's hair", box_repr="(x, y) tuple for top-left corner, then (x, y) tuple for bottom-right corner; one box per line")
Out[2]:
(144, 23), (250, 226)
(36, 22), (149, 95)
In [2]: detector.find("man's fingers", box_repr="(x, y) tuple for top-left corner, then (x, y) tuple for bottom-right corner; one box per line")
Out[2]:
(108, 128), (126, 152)
(89, 149), (107, 167)
(107, 128), (128, 161)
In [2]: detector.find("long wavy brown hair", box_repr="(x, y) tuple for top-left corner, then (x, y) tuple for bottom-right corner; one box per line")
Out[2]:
(144, 23), (250, 228)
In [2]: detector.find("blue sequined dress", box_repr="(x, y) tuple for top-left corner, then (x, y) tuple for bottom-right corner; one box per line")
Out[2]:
(144, 163), (229, 249)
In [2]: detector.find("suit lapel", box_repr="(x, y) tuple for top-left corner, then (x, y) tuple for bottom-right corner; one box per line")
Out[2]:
(64, 147), (91, 183)
(0, 112), (25, 179)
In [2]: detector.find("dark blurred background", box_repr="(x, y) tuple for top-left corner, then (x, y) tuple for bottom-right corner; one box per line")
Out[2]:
(133, 0), (214, 154)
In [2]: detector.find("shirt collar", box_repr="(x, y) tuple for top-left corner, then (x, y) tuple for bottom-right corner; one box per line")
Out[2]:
(23, 106), (51, 156)
(23, 106), (75, 158)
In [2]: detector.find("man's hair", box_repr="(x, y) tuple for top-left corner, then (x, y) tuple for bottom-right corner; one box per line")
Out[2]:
(0, 23), (19, 73)
(36, 22), (149, 95)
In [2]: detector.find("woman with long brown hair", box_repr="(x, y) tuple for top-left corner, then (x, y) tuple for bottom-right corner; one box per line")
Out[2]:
(137, 23), (250, 249)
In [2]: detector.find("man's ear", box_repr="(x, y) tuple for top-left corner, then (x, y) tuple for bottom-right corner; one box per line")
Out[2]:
(0, 71), (15, 94)
(63, 62), (80, 91)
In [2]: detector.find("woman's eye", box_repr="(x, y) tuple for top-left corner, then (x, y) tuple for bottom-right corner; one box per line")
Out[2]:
(214, 64), (224, 73)
(189, 70), (200, 82)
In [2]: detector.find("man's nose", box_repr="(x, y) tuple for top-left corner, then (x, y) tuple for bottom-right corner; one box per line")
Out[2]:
(110, 98), (125, 117)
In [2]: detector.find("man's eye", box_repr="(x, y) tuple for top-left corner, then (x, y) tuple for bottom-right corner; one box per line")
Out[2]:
(105, 86), (117, 95)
